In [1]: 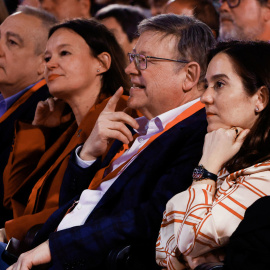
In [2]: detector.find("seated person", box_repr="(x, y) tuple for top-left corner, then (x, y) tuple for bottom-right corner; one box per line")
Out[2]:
(163, 0), (219, 38)
(149, 0), (168, 16)
(95, 4), (146, 63)
(1, 18), (131, 243)
(38, 0), (92, 20)
(156, 41), (270, 269)
(1, 14), (215, 269)
(0, 5), (56, 227)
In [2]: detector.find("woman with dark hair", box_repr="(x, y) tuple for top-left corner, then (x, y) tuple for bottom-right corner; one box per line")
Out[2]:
(156, 41), (270, 269)
(1, 18), (133, 244)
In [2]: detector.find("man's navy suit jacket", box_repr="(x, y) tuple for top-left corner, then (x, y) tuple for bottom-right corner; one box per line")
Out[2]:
(33, 108), (207, 270)
(0, 84), (50, 227)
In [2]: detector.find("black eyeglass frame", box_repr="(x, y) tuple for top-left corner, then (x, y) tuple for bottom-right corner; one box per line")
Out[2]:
(220, 0), (240, 8)
(128, 52), (189, 70)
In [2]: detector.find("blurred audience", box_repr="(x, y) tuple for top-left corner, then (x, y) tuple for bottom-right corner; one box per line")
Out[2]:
(149, 0), (168, 16)
(95, 4), (146, 62)
(38, 0), (92, 20)
(219, 0), (270, 41)
(0, 5), (56, 227)
(0, 0), (9, 23)
(164, 0), (219, 38)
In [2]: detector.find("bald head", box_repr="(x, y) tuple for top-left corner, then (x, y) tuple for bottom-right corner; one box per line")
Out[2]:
(0, 8), (56, 97)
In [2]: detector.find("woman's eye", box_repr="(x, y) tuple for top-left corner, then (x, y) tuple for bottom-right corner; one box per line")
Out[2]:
(44, 56), (51, 62)
(60, 50), (70, 56)
(215, 81), (225, 89)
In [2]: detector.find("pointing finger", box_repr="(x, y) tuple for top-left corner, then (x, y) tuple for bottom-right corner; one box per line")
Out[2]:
(103, 87), (124, 113)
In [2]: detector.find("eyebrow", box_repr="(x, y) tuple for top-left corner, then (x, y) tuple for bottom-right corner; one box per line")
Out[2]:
(206, 73), (230, 82)
(132, 49), (150, 55)
(6, 31), (24, 45)
(45, 43), (72, 54)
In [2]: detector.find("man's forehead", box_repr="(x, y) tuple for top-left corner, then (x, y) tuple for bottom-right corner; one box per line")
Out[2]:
(134, 31), (178, 55)
(1, 13), (42, 39)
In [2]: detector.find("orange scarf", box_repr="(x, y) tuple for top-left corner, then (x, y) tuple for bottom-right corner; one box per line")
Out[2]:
(0, 79), (47, 123)
(88, 101), (205, 190)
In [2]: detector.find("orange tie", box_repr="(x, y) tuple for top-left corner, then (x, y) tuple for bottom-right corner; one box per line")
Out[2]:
(88, 101), (205, 190)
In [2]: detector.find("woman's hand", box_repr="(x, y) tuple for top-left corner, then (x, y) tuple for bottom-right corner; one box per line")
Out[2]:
(184, 249), (225, 269)
(199, 127), (250, 174)
(32, 97), (72, 127)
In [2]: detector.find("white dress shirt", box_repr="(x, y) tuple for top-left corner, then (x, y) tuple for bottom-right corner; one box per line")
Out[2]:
(57, 98), (200, 231)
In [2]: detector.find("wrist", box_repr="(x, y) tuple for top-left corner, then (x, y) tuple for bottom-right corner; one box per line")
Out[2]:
(79, 147), (97, 161)
(192, 164), (218, 182)
(198, 158), (222, 175)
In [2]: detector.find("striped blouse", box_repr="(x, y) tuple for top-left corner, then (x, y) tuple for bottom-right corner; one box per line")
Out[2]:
(156, 161), (270, 269)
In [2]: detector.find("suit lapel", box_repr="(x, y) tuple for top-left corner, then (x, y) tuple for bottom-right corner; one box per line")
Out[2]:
(89, 115), (193, 216)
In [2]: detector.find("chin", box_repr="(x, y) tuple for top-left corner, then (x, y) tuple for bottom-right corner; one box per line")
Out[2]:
(127, 97), (142, 110)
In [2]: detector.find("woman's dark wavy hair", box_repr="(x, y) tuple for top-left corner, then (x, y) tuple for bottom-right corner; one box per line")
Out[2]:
(48, 18), (130, 101)
(208, 41), (270, 172)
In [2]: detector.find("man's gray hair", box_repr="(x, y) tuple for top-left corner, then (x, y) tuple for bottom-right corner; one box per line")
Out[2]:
(138, 14), (216, 81)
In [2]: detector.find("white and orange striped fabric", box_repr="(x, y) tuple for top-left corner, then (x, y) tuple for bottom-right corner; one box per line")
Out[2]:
(156, 161), (270, 269)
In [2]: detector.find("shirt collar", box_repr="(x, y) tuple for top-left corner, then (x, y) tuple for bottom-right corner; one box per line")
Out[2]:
(135, 98), (200, 136)
(0, 81), (40, 117)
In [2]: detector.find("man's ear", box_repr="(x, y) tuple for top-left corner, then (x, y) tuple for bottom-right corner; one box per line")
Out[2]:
(97, 52), (111, 74)
(182, 61), (201, 92)
(79, 0), (91, 18)
(255, 86), (269, 112)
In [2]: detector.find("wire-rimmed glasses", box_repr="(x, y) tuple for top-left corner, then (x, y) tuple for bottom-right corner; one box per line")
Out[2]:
(128, 52), (189, 70)
(220, 0), (240, 8)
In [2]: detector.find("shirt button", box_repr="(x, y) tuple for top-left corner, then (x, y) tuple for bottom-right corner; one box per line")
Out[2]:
(138, 137), (144, 143)
(77, 129), (82, 137)
(77, 203), (82, 210)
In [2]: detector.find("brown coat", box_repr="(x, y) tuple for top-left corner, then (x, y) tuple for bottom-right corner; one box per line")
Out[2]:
(3, 96), (131, 240)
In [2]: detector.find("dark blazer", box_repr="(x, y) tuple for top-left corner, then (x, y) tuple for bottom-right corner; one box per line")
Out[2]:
(34, 108), (207, 270)
(0, 82), (50, 227)
(223, 196), (270, 270)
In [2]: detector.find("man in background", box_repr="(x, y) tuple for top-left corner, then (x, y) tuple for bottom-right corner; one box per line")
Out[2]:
(38, 0), (91, 20)
(95, 4), (146, 62)
(0, 6), (56, 227)
(219, 0), (270, 41)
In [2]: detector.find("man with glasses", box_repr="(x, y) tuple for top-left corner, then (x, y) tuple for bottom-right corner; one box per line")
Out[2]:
(219, 0), (270, 41)
(5, 14), (215, 270)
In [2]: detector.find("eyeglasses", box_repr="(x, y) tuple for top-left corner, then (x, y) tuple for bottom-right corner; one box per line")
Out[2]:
(220, 0), (240, 8)
(128, 53), (189, 70)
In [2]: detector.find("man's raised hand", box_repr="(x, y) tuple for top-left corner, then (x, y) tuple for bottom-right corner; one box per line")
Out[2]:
(79, 87), (139, 161)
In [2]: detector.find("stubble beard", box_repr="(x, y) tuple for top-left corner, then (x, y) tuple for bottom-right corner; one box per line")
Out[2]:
(219, 20), (264, 41)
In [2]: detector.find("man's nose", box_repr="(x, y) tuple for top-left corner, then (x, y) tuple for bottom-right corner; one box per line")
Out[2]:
(125, 60), (140, 76)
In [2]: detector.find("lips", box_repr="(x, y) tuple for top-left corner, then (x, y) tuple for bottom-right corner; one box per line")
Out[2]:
(48, 74), (61, 82)
(206, 112), (215, 117)
(131, 82), (145, 89)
